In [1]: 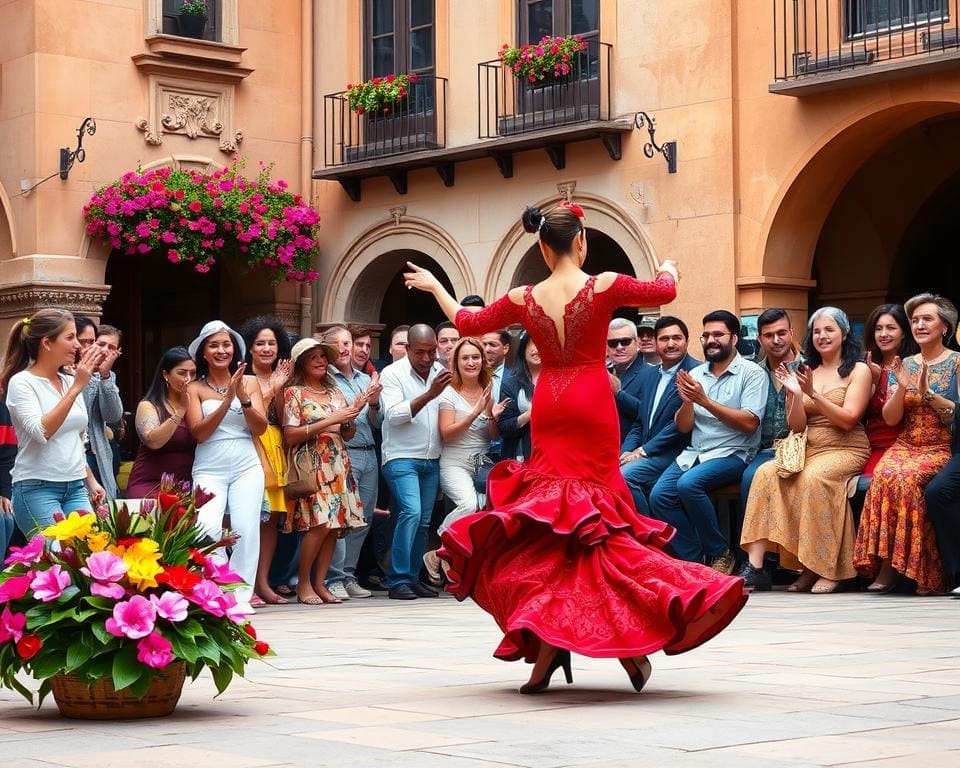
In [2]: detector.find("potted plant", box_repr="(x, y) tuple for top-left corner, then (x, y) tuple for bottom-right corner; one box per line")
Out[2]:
(177, 0), (208, 39)
(499, 35), (588, 85)
(83, 161), (320, 284)
(0, 476), (274, 719)
(345, 72), (420, 116)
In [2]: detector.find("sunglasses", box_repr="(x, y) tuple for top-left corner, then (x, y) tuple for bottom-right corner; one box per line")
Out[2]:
(607, 338), (634, 348)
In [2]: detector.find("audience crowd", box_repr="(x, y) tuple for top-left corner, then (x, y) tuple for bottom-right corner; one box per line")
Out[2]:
(2, 290), (960, 606)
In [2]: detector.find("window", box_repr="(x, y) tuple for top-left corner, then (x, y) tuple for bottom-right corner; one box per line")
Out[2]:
(162, 0), (223, 43)
(364, 0), (435, 78)
(845, 0), (947, 37)
(518, 0), (599, 44)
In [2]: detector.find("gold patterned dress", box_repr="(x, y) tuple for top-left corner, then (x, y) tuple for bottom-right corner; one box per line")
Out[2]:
(741, 387), (870, 580)
(854, 353), (960, 593)
(283, 385), (366, 534)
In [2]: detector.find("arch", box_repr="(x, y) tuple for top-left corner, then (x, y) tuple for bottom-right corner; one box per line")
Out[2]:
(485, 192), (659, 298)
(0, 180), (16, 260)
(321, 216), (477, 323)
(758, 99), (960, 284)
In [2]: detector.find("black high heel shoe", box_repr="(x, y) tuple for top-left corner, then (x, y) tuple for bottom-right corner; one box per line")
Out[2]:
(620, 656), (653, 693)
(519, 649), (573, 694)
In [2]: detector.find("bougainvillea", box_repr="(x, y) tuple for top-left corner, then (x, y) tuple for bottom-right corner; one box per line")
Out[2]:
(83, 161), (319, 284)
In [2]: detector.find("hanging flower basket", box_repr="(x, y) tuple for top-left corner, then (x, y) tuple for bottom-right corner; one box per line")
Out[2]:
(345, 73), (419, 115)
(499, 35), (588, 84)
(83, 161), (320, 284)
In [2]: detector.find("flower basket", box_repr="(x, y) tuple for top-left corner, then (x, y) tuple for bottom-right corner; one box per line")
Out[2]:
(0, 475), (274, 717)
(177, 14), (207, 39)
(82, 161), (320, 284)
(499, 35), (588, 84)
(345, 73), (419, 115)
(51, 661), (186, 719)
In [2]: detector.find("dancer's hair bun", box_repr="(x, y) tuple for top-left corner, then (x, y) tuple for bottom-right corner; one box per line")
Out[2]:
(521, 206), (543, 234)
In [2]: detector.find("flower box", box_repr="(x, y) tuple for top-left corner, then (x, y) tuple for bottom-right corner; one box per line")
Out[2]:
(346, 73), (420, 115)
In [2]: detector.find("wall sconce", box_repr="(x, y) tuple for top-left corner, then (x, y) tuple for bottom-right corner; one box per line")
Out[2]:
(60, 117), (97, 180)
(634, 112), (677, 174)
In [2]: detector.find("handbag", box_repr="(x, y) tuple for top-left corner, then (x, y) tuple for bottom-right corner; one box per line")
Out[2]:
(773, 430), (807, 478)
(472, 452), (497, 494)
(284, 445), (319, 499)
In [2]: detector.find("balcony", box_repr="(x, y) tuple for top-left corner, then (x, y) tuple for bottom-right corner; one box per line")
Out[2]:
(771, 0), (960, 95)
(478, 40), (612, 138)
(322, 74), (448, 168)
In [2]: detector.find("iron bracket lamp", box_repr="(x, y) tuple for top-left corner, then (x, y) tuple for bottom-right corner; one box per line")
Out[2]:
(634, 112), (677, 174)
(59, 117), (97, 180)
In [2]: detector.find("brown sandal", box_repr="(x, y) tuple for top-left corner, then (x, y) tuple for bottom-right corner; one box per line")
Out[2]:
(786, 571), (818, 593)
(811, 578), (842, 594)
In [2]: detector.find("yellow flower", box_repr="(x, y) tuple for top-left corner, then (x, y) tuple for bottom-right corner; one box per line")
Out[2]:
(43, 511), (96, 543)
(85, 532), (111, 553)
(120, 538), (164, 591)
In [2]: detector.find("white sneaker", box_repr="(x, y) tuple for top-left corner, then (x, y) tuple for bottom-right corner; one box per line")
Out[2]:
(327, 581), (351, 601)
(343, 579), (372, 598)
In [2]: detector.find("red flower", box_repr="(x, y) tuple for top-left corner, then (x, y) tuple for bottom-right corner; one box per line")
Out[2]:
(409, 73), (419, 83)
(243, 623), (257, 639)
(253, 641), (270, 656)
(157, 492), (180, 512)
(385, 73), (395, 82)
(16, 634), (42, 660)
(156, 564), (202, 592)
(189, 548), (207, 566)
(187, 200), (202, 213)
(117, 537), (141, 548)
(174, 189), (185, 200)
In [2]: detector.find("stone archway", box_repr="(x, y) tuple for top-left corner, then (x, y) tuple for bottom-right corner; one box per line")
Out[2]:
(0, 181), (17, 261)
(485, 192), (659, 299)
(747, 99), (960, 319)
(322, 216), (476, 324)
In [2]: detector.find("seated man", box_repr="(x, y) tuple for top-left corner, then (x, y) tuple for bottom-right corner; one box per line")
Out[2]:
(607, 318), (647, 446)
(620, 316), (700, 516)
(648, 310), (768, 573)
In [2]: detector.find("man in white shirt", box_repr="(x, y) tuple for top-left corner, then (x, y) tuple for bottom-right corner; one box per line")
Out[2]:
(481, 331), (510, 401)
(435, 322), (460, 370)
(379, 324), (452, 600)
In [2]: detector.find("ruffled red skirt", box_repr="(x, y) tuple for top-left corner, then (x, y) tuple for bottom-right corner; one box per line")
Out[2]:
(439, 461), (748, 662)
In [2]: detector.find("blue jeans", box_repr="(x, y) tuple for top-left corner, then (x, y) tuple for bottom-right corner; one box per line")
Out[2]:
(622, 453), (675, 517)
(649, 456), (747, 562)
(12, 479), (93, 537)
(1, 510), (15, 561)
(327, 447), (379, 584)
(382, 457), (440, 588)
(740, 448), (775, 510)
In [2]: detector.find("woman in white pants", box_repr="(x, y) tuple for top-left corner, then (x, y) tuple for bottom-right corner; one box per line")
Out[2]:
(186, 321), (267, 610)
(423, 337), (508, 582)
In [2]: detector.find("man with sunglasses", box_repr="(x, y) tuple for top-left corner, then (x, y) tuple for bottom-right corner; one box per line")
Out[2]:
(648, 310), (767, 574)
(608, 318), (648, 446)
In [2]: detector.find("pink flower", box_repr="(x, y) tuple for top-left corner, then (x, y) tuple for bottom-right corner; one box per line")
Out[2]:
(150, 591), (188, 622)
(30, 565), (71, 602)
(0, 605), (27, 643)
(4, 535), (44, 567)
(105, 595), (157, 639)
(220, 591), (253, 624)
(91, 581), (127, 599)
(80, 551), (128, 583)
(0, 574), (33, 603)
(203, 559), (243, 585)
(136, 631), (174, 669)
(185, 579), (226, 617)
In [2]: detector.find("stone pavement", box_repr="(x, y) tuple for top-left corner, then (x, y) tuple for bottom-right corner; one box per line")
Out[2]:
(2, 591), (959, 768)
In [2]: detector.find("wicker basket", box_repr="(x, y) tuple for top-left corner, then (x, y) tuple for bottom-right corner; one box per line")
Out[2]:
(50, 662), (186, 719)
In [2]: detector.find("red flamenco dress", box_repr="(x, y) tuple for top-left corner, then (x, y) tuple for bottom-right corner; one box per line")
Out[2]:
(439, 273), (748, 663)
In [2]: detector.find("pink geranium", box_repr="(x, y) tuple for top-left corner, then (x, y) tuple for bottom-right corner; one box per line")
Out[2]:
(3, 536), (44, 567)
(136, 631), (174, 669)
(30, 566), (71, 602)
(91, 582), (128, 599)
(80, 551), (128, 583)
(203, 560), (243, 585)
(185, 579), (226, 617)
(0, 574), (32, 603)
(150, 591), (188, 622)
(104, 595), (157, 639)
(0, 605), (26, 643)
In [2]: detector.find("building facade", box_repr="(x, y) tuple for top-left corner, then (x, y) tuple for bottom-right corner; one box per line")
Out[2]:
(313, 0), (960, 344)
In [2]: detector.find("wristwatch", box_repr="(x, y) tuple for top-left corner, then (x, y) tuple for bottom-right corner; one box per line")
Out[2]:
(922, 391), (935, 403)
(240, 400), (252, 409)
(368, 403), (380, 410)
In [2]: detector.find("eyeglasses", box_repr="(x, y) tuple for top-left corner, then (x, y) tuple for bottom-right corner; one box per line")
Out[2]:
(606, 338), (635, 348)
(699, 332), (731, 343)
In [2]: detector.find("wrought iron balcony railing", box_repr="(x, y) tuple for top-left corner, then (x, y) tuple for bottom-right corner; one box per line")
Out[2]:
(477, 40), (612, 139)
(773, 0), (960, 83)
(323, 74), (447, 167)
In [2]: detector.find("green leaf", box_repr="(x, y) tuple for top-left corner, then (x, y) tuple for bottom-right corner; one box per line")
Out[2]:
(83, 655), (113, 681)
(170, 634), (200, 664)
(37, 678), (52, 708)
(65, 642), (95, 672)
(111, 645), (144, 692)
(82, 596), (116, 611)
(171, 617), (203, 638)
(28, 653), (65, 680)
(9, 675), (34, 704)
(210, 663), (233, 695)
(128, 672), (155, 700)
(195, 635), (221, 665)
(56, 585), (80, 603)
(90, 621), (113, 645)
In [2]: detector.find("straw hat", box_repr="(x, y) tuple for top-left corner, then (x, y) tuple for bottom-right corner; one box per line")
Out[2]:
(290, 337), (338, 365)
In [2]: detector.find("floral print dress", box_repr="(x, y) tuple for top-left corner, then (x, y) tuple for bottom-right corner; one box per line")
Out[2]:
(283, 385), (365, 534)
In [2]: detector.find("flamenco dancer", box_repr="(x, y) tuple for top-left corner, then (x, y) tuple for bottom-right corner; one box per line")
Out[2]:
(404, 203), (747, 694)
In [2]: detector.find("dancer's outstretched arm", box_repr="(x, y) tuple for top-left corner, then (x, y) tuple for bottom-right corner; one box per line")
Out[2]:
(404, 262), (477, 323)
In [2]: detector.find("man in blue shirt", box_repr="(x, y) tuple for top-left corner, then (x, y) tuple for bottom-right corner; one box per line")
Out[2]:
(648, 310), (768, 573)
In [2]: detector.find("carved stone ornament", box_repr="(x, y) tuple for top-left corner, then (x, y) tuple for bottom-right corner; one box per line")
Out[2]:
(136, 76), (242, 154)
(556, 180), (577, 202)
(0, 283), (112, 319)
